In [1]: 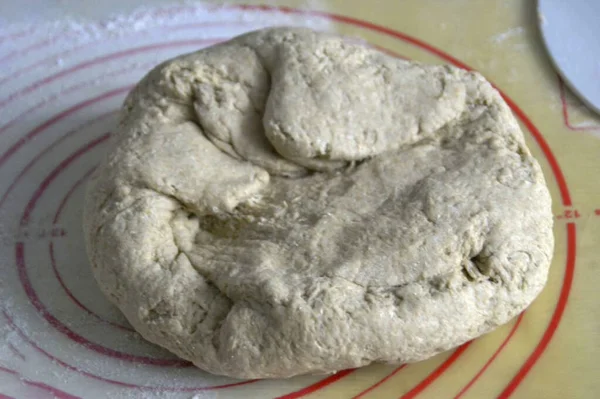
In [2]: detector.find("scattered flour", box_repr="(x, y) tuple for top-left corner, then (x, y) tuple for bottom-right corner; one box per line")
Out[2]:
(491, 26), (525, 43)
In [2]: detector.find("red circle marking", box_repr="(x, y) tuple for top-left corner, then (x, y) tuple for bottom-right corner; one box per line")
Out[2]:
(0, 38), (221, 169)
(0, 110), (117, 210)
(274, 369), (355, 399)
(498, 223), (576, 398)
(49, 241), (134, 332)
(0, 59), (156, 137)
(0, 113), (143, 345)
(2, 309), (257, 393)
(399, 343), (472, 399)
(0, 4), (575, 397)
(0, 364), (79, 399)
(352, 365), (407, 399)
(453, 314), (523, 399)
(0, 87), (129, 171)
(0, 38), (221, 154)
(0, 38), (228, 110)
(0, 21), (254, 87)
(53, 166), (96, 225)
(50, 165), (135, 331)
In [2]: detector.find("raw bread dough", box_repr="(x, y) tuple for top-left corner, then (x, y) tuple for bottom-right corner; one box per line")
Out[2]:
(83, 27), (554, 379)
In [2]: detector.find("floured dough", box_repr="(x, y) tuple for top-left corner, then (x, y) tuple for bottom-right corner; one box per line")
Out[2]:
(83, 27), (554, 379)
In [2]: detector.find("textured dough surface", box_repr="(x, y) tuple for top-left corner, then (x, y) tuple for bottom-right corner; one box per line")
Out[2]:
(83, 27), (554, 379)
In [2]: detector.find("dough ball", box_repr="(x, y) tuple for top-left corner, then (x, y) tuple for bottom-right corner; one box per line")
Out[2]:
(83, 27), (553, 379)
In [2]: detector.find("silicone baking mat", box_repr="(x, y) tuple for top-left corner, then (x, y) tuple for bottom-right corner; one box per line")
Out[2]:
(0, 1), (598, 398)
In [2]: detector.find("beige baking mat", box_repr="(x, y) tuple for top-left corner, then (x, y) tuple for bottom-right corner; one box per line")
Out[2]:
(0, 0), (597, 398)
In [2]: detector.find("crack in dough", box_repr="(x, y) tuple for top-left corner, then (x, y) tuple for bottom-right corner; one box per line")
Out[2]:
(83, 27), (553, 379)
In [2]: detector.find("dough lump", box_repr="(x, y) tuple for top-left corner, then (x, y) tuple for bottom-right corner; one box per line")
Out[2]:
(83, 27), (554, 379)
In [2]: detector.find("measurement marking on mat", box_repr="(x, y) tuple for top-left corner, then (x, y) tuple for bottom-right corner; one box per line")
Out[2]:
(16, 227), (67, 242)
(555, 209), (581, 220)
(554, 208), (600, 221)
(22, 227), (67, 238)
